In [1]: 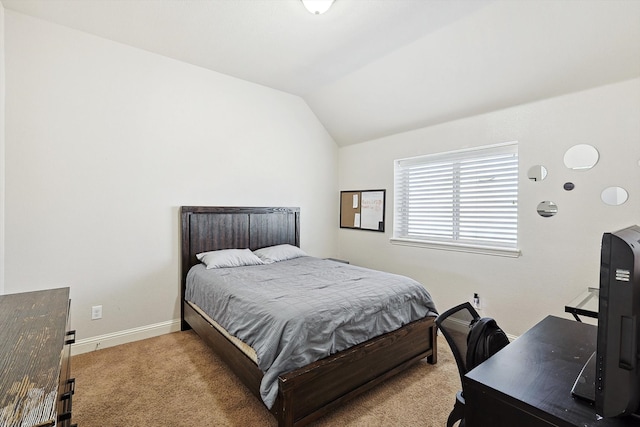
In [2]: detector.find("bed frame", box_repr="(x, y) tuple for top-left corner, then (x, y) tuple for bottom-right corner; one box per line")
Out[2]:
(180, 206), (437, 427)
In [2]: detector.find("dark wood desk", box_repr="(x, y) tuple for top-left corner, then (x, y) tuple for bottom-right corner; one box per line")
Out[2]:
(464, 315), (639, 427)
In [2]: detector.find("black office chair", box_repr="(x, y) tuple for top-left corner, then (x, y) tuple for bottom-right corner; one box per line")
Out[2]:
(435, 302), (481, 427)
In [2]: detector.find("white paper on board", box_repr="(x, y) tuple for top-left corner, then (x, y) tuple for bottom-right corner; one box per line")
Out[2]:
(360, 191), (384, 230)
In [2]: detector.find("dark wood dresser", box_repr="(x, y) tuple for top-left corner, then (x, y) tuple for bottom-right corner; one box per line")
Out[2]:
(0, 287), (76, 427)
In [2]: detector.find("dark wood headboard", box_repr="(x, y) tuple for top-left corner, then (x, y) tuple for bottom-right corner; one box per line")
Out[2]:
(180, 206), (300, 321)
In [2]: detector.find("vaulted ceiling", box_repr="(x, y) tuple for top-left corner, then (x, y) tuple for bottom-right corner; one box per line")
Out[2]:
(3, 0), (639, 146)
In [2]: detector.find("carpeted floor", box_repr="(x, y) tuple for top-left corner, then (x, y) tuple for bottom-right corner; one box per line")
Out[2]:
(71, 331), (459, 426)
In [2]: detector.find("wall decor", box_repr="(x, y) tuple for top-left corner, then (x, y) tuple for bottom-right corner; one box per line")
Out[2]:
(563, 144), (599, 170)
(537, 201), (558, 217)
(601, 186), (629, 206)
(340, 190), (386, 231)
(527, 165), (548, 181)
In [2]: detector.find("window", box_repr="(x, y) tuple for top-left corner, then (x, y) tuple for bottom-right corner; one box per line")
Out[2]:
(393, 142), (519, 256)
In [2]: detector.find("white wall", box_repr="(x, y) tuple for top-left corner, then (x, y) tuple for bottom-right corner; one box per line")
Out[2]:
(338, 78), (640, 336)
(0, 5), (5, 295)
(4, 11), (338, 345)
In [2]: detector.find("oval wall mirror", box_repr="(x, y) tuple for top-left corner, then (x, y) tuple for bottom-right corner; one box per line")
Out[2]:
(527, 165), (548, 181)
(601, 187), (629, 206)
(563, 144), (599, 170)
(537, 201), (558, 217)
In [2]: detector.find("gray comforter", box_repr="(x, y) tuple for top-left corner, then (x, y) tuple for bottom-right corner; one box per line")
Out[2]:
(185, 256), (437, 409)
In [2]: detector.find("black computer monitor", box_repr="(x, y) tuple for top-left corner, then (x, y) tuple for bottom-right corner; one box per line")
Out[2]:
(596, 225), (640, 417)
(572, 225), (640, 418)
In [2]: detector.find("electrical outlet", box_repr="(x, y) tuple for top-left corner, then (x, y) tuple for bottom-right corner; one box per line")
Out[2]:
(473, 293), (481, 310)
(91, 305), (102, 320)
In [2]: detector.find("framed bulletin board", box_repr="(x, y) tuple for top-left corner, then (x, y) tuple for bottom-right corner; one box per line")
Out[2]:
(340, 190), (386, 232)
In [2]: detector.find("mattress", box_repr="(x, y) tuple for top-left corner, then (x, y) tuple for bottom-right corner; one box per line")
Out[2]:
(186, 300), (258, 363)
(185, 256), (437, 408)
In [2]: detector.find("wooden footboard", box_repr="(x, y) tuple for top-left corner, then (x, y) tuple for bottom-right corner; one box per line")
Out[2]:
(273, 315), (437, 427)
(184, 301), (437, 427)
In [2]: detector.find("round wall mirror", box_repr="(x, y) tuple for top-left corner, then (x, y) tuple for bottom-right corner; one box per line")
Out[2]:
(563, 144), (599, 170)
(537, 201), (558, 217)
(527, 165), (548, 181)
(601, 187), (629, 206)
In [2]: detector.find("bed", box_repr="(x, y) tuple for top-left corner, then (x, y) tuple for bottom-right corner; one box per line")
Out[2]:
(180, 206), (438, 427)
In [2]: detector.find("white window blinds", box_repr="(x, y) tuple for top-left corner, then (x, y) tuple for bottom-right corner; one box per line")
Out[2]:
(393, 142), (519, 255)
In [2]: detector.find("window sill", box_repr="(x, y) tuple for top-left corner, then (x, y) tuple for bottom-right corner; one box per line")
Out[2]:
(389, 238), (521, 258)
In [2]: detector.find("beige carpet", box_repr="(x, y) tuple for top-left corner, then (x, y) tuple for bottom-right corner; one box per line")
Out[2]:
(71, 331), (459, 426)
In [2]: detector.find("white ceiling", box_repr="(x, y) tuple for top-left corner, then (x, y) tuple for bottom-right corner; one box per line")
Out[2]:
(3, 0), (640, 146)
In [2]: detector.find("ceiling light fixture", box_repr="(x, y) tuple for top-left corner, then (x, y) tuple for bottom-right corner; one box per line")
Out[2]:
(301, 0), (335, 15)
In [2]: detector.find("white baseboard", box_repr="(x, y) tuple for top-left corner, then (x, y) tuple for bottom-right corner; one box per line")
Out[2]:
(71, 319), (182, 356)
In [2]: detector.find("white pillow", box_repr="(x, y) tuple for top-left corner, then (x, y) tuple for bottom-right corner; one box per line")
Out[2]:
(196, 248), (264, 269)
(253, 244), (308, 264)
